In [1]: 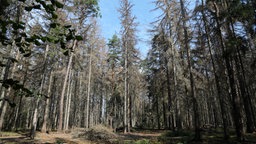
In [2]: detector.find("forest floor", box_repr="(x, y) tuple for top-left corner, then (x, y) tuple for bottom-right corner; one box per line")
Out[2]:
(0, 126), (161, 144)
(0, 126), (256, 144)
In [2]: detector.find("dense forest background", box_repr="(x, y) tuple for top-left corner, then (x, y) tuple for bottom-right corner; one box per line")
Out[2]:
(0, 0), (256, 142)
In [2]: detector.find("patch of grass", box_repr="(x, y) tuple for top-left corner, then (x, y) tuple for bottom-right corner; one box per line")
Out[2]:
(159, 128), (256, 144)
(55, 138), (68, 144)
(123, 140), (132, 144)
(0, 131), (21, 137)
(123, 139), (161, 144)
(162, 130), (192, 137)
(158, 130), (202, 144)
(135, 139), (150, 144)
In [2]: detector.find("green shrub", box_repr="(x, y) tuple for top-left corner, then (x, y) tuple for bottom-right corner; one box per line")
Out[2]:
(135, 139), (150, 144)
(162, 130), (191, 137)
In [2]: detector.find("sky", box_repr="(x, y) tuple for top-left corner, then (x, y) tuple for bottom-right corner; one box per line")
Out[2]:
(98, 0), (160, 59)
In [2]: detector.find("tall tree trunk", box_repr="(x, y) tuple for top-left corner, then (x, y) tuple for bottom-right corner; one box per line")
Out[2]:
(124, 40), (128, 133)
(86, 47), (92, 129)
(170, 37), (181, 130)
(58, 40), (77, 132)
(30, 44), (49, 139)
(30, 99), (40, 139)
(64, 70), (73, 130)
(49, 76), (57, 130)
(228, 16), (256, 133)
(165, 58), (173, 130)
(162, 90), (167, 129)
(156, 91), (160, 129)
(212, 2), (244, 140)
(179, 0), (201, 140)
(0, 1), (25, 131)
(64, 70), (72, 130)
(0, 60), (11, 131)
(41, 70), (53, 133)
(30, 73), (46, 138)
(14, 61), (28, 130)
(201, 0), (229, 139)
(128, 83), (131, 132)
(0, 52), (20, 131)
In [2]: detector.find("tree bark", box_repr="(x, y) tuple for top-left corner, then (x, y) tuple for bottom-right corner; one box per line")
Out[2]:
(41, 70), (53, 133)
(86, 47), (92, 129)
(0, 52), (20, 131)
(212, 2), (244, 140)
(179, 0), (201, 141)
(124, 39), (128, 133)
(30, 44), (49, 138)
(58, 40), (77, 132)
(228, 16), (256, 133)
(201, 0), (229, 139)
(64, 70), (73, 130)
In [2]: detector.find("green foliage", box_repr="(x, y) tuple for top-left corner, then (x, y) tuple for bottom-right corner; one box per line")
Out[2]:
(230, 2), (254, 23)
(86, 0), (100, 16)
(107, 34), (122, 69)
(50, 22), (59, 28)
(0, 77), (34, 107)
(51, 0), (64, 8)
(55, 139), (66, 144)
(0, 98), (16, 107)
(0, 0), (81, 105)
(0, 0), (15, 14)
(0, 79), (33, 95)
(157, 130), (194, 144)
(74, 0), (101, 17)
(0, 0), (78, 57)
(135, 139), (150, 144)
(75, 35), (83, 41)
(162, 130), (192, 137)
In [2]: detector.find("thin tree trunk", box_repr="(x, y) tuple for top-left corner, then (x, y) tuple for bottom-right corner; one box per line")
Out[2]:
(41, 70), (53, 133)
(127, 83), (131, 132)
(124, 40), (128, 133)
(64, 71), (72, 130)
(14, 62), (28, 130)
(0, 52), (20, 131)
(0, 60), (11, 131)
(162, 90), (167, 129)
(30, 44), (50, 138)
(201, 0), (229, 139)
(30, 77), (46, 138)
(0, 3), (23, 131)
(0, 59), (11, 108)
(86, 47), (92, 129)
(165, 58), (173, 130)
(58, 40), (77, 132)
(212, 2), (244, 140)
(156, 91), (160, 129)
(64, 70), (73, 130)
(30, 99), (40, 139)
(228, 16), (256, 133)
(179, 0), (201, 140)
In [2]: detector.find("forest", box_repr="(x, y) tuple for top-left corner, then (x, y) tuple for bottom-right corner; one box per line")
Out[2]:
(0, 0), (256, 143)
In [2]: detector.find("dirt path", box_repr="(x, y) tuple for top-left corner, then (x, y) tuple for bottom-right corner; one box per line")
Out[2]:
(0, 130), (164, 144)
(0, 132), (94, 144)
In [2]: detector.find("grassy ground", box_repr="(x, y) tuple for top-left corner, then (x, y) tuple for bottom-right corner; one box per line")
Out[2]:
(158, 128), (256, 144)
(0, 131), (93, 144)
(0, 127), (255, 144)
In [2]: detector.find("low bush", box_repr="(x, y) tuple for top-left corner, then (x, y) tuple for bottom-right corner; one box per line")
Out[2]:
(75, 125), (118, 143)
(162, 130), (192, 137)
